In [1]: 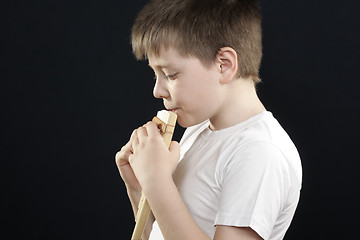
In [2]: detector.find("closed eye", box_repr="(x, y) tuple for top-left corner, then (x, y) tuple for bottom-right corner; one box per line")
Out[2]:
(166, 73), (178, 80)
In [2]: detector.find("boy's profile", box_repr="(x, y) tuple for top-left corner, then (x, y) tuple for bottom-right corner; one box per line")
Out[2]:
(116, 0), (302, 239)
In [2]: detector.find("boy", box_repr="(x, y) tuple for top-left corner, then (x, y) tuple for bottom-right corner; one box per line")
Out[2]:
(116, 0), (302, 239)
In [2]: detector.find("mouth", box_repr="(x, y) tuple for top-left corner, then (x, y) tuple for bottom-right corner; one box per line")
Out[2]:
(167, 108), (178, 112)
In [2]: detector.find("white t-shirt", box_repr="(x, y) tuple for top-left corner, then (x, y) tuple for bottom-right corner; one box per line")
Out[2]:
(149, 111), (302, 240)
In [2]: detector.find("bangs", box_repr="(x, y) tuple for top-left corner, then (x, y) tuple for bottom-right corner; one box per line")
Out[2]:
(132, 25), (180, 60)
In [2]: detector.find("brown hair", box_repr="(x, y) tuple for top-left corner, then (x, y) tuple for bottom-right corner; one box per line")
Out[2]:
(131, 0), (262, 83)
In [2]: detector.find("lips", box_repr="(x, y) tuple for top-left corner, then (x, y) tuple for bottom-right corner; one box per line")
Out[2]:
(167, 107), (178, 112)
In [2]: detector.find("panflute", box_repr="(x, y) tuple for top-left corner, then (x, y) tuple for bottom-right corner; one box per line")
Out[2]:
(131, 110), (177, 240)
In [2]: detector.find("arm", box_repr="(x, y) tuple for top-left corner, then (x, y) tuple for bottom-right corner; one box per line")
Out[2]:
(129, 122), (208, 239)
(144, 175), (262, 240)
(115, 132), (155, 239)
(129, 122), (263, 240)
(143, 170), (210, 240)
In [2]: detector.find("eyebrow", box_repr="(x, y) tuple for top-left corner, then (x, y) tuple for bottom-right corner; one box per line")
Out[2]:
(148, 63), (170, 69)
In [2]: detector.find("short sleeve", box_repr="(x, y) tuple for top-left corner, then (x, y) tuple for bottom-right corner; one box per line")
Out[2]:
(215, 141), (290, 240)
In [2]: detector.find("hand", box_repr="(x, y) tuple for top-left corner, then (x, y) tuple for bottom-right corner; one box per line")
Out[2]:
(115, 131), (142, 193)
(129, 121), (180, 190)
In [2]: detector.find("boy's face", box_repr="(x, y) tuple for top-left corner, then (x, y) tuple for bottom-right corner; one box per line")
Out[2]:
(148, 47), (224, 127)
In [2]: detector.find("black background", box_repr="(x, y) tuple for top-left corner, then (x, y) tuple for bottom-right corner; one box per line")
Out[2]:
(1, 0), (359, 239)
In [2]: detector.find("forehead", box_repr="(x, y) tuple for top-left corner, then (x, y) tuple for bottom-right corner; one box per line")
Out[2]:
(148, 47), (187, 69)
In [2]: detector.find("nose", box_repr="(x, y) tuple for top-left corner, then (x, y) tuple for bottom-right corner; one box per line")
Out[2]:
(153, 78), (169, 99)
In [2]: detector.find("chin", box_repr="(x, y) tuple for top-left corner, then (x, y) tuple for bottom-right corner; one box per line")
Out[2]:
(176, 118), (189, 128)
(177, 116), (205, 128)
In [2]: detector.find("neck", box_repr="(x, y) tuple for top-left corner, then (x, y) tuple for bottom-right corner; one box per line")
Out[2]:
(209, 78), (266, 131)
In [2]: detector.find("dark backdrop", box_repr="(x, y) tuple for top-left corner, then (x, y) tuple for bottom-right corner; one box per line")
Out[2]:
(1, 0), (359, 239)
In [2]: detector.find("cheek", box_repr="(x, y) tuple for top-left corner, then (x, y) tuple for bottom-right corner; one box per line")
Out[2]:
(191, 80), (220, 106)
(175, 88), (217, 126)
(176, 77), (218, 108)
(172, 84), (203, 108)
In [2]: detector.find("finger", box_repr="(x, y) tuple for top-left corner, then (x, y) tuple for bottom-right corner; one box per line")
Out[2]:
(128, 153), (135, 165)
(145, 121), (161, 137)
(122, 140), (133, 153)
(136, 126), (148, 140)
(115, 141), (132, 167)
(130, 129), (139, 148)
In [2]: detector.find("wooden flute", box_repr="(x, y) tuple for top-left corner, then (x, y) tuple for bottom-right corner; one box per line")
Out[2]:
(131, 110), (177, 240)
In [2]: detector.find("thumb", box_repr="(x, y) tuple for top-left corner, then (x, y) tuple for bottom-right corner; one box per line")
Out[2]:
(169, 141), (180, 159)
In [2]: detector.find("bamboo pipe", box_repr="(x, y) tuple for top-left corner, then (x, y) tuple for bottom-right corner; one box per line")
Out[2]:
(131, 110), (177, 240)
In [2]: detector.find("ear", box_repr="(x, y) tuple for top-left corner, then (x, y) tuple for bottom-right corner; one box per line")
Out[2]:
(215, 47), (238, 84)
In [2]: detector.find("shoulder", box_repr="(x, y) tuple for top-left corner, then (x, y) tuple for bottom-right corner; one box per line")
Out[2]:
(223, 139), (301, 187)
(232, 112), (301, 174)
(218, 112), (302, 186)
(221, 141), (288, 182)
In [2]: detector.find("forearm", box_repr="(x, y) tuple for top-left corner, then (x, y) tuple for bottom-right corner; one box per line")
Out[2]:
(127, 188), (142, 219)
(128, 189), (156, 239)
(143, 175), (210, 240)
(127, 188), (154, 240)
